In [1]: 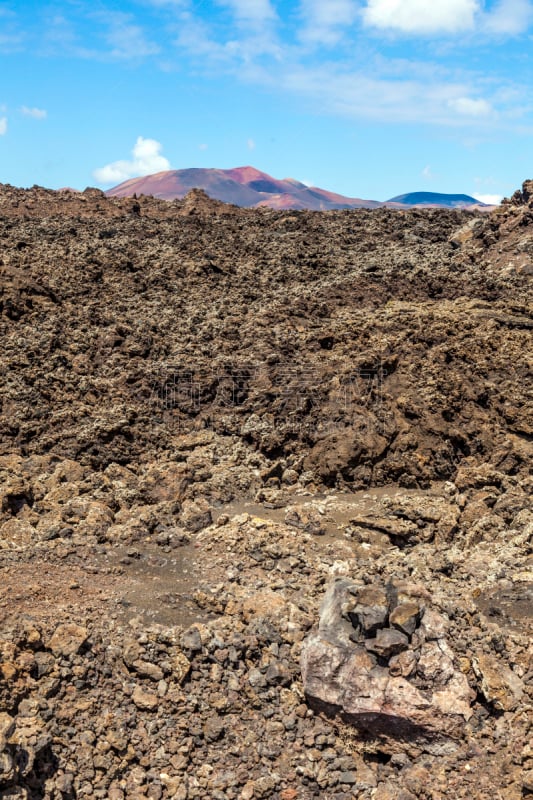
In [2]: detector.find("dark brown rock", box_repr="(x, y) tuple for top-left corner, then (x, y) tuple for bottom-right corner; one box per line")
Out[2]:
(365, 627), (409, 658)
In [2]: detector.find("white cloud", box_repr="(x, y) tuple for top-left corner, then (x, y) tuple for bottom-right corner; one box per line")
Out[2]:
(362, 0), (533, 35)
(473, 193), (503, 204)
(146, 0), (186, 5)
(0, 117), (7, 135)
(0, 32), (23, 52)
(247, 137), (256, 150)
(0, 7), (23, 53)
(448, 96), (493, 116)
(362, 0), (480, 34)
(199, 143), (208, 150)
(41, 10), (160, 61)
(216, 0), (277, 25)
(174, 15), (230, 61)
(299, 0), (357, 45)
(483, 0), (533, 34)
(101, 13), (160, 59)
(422, 165), (434, 179)
(20, 106), (47, 119)
(274, 63), (503, 127)
(93, 137), (171, 184)
(172, 1), (527, 129)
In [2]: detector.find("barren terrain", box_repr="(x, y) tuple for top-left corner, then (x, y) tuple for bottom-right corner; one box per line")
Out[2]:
(0, 180), (531, 799)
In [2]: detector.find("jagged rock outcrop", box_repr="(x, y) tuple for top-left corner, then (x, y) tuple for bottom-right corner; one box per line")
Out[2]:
(505, 178), (533, 207)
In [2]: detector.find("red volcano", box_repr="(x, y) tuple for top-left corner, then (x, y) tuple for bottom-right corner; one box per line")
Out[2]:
(106, 166), (382, 210)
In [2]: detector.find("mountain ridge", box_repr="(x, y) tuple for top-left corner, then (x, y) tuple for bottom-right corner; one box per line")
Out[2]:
(388, 191), (484, 208)
(106, 166), (491, 211)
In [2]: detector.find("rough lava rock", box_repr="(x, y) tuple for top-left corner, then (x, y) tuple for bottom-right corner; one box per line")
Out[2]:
(301, 578), (473, 737)
(0, 180), (531, 800)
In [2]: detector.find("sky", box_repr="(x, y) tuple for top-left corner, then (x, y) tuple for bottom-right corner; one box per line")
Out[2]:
(1, 0), (533, 202)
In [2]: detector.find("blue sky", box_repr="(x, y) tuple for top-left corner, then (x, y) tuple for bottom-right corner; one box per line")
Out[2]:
(1, 0), (532, 201)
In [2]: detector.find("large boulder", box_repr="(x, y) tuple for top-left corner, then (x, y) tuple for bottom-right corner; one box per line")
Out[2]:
(301, 578), (473, 738)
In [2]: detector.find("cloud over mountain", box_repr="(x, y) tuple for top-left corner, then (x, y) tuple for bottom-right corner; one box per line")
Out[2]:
(93, 137), (171, 184)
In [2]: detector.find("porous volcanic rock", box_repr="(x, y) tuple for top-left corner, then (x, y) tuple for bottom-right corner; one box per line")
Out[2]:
(0, 182), (531, 487)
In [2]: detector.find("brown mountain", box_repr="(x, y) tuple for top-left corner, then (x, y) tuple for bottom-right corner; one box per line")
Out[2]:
(106, 166), (383, 210)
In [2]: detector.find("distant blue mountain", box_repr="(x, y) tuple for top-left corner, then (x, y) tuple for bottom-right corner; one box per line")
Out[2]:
(387, 191), (486, 208)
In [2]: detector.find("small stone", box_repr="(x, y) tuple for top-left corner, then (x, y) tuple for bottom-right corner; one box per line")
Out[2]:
(350, 587), (389, 635)
(285, 506), (325, 535)
(172, 651), (191, 684)
(417, 641), (455, 683)
(106, 730), (128, 752)
(388, 649), (417, 677)
(241, 590), (285, 623)
(180, 498), (212, 532)
(180, 626), (202, 653)
(203, 715), (225, 742)
(132, 660), (164, 681)
(389, 603), (420, 636)
(132, 686), (159, 711)
(473, 654), (524, 711)
(419, 608), (448, 640)
(522, 770), (533, 793)
(339, 771), (358, 785)
(254, 774), (280, 797)
(282, 468), (299, 485)
(0, 662), (17, 681)
(458, 657), (471, 674)
(365, 628), (409, 658)
(47, 623), (88, 657)
(159, 774), (182, 796)
(248, 668), (267, 688)
(240, 781), (255, 800)
(265, 661), (291, 686)
(122, 638), (142, 668)
(55, 773), (75, 794)
(0, 712), (15, 750)
(280, 790), (298, 800)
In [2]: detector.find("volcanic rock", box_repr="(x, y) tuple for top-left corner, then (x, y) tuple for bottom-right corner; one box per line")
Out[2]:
(301, 578), (473, 737)
(46, 623), (88, 657)
(0, 180), (531, 800)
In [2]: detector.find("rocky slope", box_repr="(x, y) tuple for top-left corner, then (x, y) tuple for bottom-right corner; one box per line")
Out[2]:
(0, 180), (531, 799)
